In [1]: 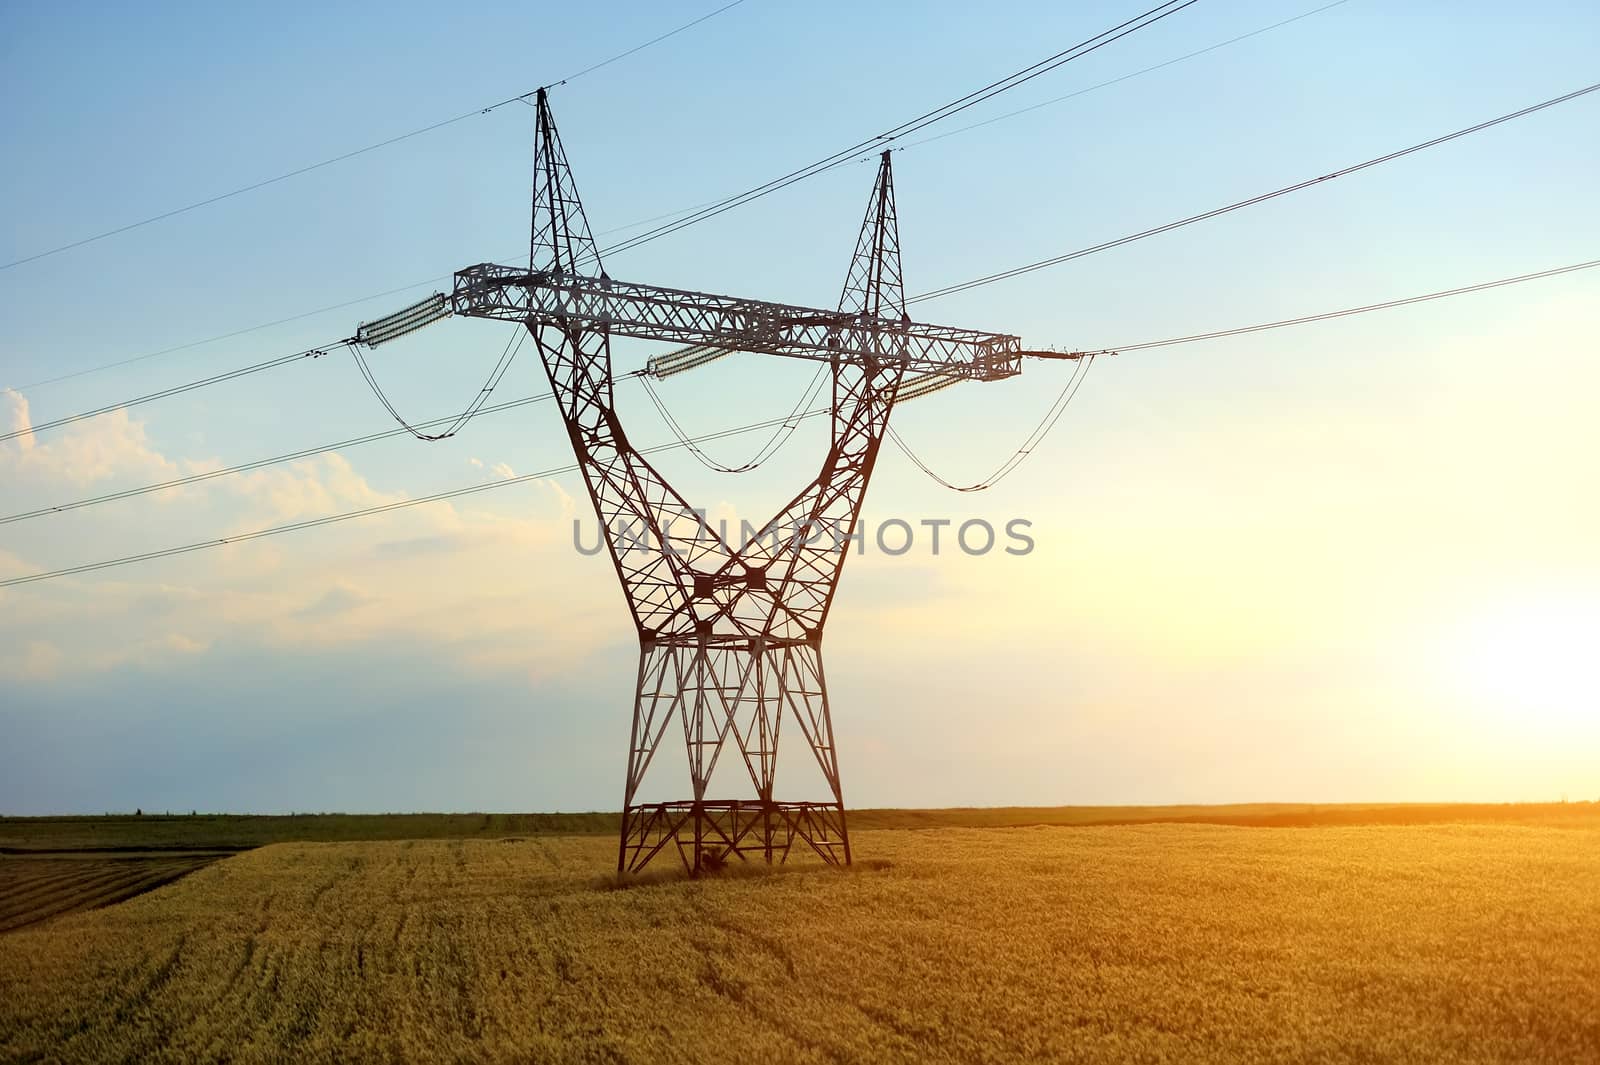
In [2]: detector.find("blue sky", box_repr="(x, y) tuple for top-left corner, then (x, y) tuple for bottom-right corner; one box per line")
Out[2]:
(2, 1), (1597, 814)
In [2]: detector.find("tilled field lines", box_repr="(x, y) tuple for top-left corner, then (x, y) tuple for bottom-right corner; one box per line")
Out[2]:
(0, 852), (231, 933)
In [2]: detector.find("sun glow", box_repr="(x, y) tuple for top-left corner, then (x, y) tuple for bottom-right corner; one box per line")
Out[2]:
(1436, 590), (1600, 736)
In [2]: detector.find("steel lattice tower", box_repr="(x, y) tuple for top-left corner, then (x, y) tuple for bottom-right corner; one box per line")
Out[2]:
(449, 90), (1066, 874)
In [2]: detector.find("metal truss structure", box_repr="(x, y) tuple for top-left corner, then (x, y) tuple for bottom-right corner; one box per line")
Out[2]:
(452, 89), (1062, 874)
(451, 267), (1026, 383)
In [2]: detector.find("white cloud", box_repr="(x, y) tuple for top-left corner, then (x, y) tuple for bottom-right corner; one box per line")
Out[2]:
(225, 452), (406, 528)
(3, 388), (36, 453)
(0, 419), (619, 686)
(1, 388), (200, 488)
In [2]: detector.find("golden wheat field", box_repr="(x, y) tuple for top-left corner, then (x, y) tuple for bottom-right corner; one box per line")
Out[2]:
(2, 823), (1598, 1063)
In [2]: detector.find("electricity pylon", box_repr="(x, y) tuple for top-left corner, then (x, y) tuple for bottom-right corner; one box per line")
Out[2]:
(451, 89), (1070, 874)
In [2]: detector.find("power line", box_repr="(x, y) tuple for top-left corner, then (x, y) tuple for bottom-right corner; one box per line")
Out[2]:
(4, 193), (743, 395)
(13, 252), (1590, 527)
(11, 63), (1588, 454)
(5, 197), (739, 395)
(7, 311), (528, 449)
(638, 365), (828, 473)
(26, 55), (1582, 402)
(7, 256), (1593, 576)
(1074, 257), (1600, 354)
(547, 0), (750, 87)
(9, 76), (1592, 495)
(892, 0), (1350, 154)
(886, 256), (1600, 492)
(909, 80), (1600, 304)
(0, 390), (557, 527)
(10, 3), (1197, 404)
(14, 68), (1594, 451)
(0, 405), (834, 589)
(3, 1), (1336, 395)
(349, 328), (530, 441)
(0, 353), (807, 523)
(0, 1), (752, 273)
(887, 355), (1096, 493)
(0, 343), (335, 444)
(6, 193), (774, 395)
(5, 278), (452, 393)
(600, 0), (1201, 257)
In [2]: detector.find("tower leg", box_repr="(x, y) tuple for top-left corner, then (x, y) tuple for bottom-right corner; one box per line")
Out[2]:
(616, 639), (849, 875)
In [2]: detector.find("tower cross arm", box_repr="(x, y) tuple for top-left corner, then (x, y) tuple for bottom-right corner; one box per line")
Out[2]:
(452, 262), (1025, 382)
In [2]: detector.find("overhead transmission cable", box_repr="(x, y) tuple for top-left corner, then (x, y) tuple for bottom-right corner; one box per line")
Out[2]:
(887, 355), (1096, 493)
(638, 365), (829, 473)
(6, 251), (1597, 577)
(892, 0), (1350, 154)
(887, 257), (1600, 491)
(348, 328), (529, 441)
(6, 277), (455, 394)
(7, 295), (471, 449)
(908, 79), (1600, 304)
(1, 351), (940, 527)
(13, 254), (1591, 530)
(545, 0), (749, 86)
(14, 15), (1589, 522)
(0, 0), (1342, 394)
(1073, 257), (1600, 354)
(632, 78), (1600, 492)
(0, 390), (558, 526)
(14, 67), (1595, 454)
(0, 0), (752, 273)
(27, 58), (1585, 401)
(0, 405), (835, 589)
(0, 344), (335, 444)
(600, 0), (1201, 257)
(9, 76), (1593, 490)
(6, 194), (742, 395)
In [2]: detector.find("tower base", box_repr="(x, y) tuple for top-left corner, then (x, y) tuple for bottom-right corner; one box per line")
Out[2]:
(618, 800), (850, 875)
